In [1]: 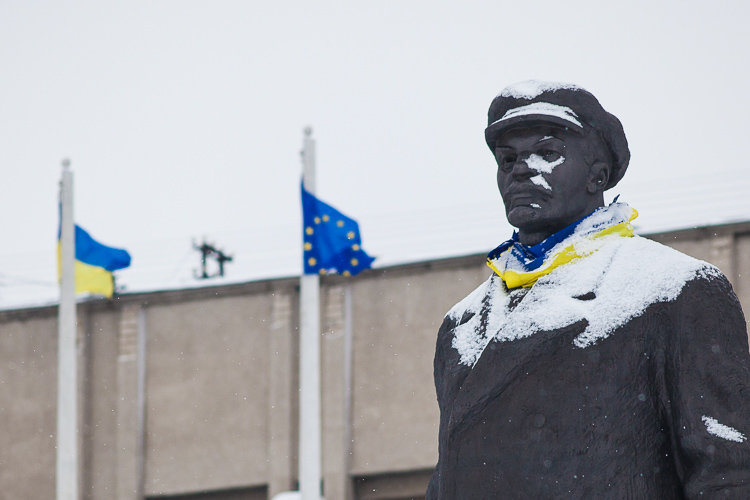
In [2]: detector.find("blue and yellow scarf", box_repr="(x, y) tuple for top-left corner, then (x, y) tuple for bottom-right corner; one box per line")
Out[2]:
(487, 202), (638, 289)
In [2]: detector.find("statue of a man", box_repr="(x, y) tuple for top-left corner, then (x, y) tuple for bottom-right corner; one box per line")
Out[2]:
(428, 81), (750, 499)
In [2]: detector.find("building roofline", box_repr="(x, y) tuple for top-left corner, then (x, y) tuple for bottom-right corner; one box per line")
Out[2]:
(3, 220), (749, 322)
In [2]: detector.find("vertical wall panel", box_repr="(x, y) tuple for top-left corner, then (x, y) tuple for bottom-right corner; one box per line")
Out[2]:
(0, 315), (58, 499)
(83, 307), (120, 499)
(267, 290), (298, 498)
(143, 294), (272, 496)
(349, 262), (489, 475)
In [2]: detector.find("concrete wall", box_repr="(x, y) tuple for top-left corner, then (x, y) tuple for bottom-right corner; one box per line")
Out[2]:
(2, 221), (750, 500)
(137, 283), (301, 498)
(347, 261), (487, 476)
(0, 310), (58, 499)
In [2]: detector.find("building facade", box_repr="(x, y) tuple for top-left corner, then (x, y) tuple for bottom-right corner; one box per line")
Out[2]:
(2, 222), (750, 500)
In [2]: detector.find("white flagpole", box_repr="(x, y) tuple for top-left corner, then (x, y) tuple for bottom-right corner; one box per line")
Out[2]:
(57, 159), (78, 500)
(299, 127), (323, 500)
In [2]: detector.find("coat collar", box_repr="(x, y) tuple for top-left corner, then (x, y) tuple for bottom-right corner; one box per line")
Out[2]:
(445, 247), (615, 436)
(487, 202), (637, 289)
(451, 235), (618, 368)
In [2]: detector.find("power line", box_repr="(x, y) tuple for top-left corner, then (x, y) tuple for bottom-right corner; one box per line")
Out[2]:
(0, 273), (57, 287)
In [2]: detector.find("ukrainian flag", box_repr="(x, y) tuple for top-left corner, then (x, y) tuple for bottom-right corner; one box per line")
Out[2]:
(57, 225), (132, 298)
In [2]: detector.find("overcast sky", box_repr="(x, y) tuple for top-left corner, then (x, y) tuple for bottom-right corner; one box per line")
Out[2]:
(1, 1), (749, 309)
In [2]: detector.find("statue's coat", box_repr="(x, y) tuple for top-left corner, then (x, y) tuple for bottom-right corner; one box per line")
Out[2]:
(428, 237), (750, 499)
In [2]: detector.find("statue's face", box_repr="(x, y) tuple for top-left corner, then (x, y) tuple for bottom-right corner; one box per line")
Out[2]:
(494, 125), (604, 245)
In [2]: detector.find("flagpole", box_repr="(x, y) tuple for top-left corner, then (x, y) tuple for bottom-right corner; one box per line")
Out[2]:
(299, 127), (323, 500)
(57, 159), (78, 500)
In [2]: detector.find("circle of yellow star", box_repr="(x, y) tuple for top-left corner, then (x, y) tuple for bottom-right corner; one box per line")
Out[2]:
(352, 244), (360, 251)
(304, 242), (312, 251)
(347, 231), (355, 239)
(350, 258), (359, 266)
(337, 220), (344, 227)
(306, 227), (314, 235)
(308, 257), (317, 266)
(319, 269), (326, 275)
(322, 215), (330, 222)
(343, 270), (351, 277)
(314, 216), (321, 224)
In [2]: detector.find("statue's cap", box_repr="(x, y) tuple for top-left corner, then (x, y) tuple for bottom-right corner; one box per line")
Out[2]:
(486, 80), (630, 189)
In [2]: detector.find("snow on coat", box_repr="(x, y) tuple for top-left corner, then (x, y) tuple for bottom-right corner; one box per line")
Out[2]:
(428, 236), (750, 499)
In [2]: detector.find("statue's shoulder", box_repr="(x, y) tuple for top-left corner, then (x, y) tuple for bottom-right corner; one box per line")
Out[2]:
(568, 235), (725, 348)
(612, 235), (722, 284)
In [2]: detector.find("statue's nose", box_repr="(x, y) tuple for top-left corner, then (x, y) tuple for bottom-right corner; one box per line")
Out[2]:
(511, 153), (535, 179)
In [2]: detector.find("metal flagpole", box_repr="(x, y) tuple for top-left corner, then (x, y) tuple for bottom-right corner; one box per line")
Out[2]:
(299, 127), (323, 500)
(57, 159), (78, 500)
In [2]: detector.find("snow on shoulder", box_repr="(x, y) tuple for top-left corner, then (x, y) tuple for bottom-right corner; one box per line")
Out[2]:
(448, 234), (721, 366)
(498, 80), (582, 100)
(567, 236), (719, 348)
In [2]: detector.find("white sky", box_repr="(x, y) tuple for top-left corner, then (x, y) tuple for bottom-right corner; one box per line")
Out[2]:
(1, 1), (749, 309)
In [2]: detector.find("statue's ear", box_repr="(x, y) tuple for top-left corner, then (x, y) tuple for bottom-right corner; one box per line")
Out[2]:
(587, 162), (610, 194)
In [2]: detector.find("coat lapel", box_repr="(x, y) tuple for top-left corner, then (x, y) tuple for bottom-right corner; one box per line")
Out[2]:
(447, 318), (587, 437)
(446, 243), (616, 437)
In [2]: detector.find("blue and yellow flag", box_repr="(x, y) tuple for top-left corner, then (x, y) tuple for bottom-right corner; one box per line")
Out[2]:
(57, 224), (132, 298)
(301, 183), (374, 276)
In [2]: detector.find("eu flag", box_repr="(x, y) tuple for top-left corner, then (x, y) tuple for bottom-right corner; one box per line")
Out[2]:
(301, 183), (374, 276)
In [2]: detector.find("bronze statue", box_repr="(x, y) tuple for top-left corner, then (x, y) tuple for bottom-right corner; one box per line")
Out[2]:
(428, 81), (750, 499)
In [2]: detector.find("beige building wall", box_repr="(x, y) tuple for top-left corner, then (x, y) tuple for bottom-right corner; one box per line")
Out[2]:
(347, 260), (488, 475)
(2, 222), (750, 500)
(85, 307), (121, 498)
(0, 310), (58, 500)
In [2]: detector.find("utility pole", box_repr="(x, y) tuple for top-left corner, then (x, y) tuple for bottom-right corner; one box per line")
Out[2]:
(57, 159), (78, 500)
(299, 127), (323, 500)
(193, 240), (233, 279)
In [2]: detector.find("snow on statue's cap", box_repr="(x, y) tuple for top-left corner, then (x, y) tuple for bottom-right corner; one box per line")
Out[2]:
(485, 80), (630, 189)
